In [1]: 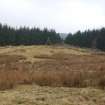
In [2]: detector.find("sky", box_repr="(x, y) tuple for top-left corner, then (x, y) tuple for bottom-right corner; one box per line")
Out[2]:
(0, 0), (105, 33)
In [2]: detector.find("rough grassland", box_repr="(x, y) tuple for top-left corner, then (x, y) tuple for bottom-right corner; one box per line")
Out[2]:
(0, 84), (105, 105)
(0, 45), (105, 104)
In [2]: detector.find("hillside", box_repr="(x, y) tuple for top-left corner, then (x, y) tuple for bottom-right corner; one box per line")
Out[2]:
(0, 45), (105, 105)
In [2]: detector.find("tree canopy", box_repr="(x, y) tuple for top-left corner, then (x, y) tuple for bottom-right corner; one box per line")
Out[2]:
(0, 23), (105, 51)
(65, 28), (105, 51)
(0, 23), (61, 46)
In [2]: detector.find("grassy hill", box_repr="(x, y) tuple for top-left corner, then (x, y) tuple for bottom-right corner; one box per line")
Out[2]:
(0, 45), (105, 105)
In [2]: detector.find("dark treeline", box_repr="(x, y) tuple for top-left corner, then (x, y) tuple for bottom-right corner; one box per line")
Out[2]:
(0, 23), (61, 45)
(65, 28), (105, 51)
(0, 23), (105, 51)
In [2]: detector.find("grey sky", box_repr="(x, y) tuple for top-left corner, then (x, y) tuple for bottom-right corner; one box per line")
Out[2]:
(0, 0), (105, 33)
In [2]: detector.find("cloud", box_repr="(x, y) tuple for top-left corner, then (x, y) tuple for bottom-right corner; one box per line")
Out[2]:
(0, 0), (105, 33)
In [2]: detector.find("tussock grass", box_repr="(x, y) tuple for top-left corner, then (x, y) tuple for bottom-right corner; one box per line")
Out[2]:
(0, 46), (105, 90)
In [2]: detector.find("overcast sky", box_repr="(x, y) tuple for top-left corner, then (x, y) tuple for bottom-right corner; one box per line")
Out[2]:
(0, 0), (105, 33)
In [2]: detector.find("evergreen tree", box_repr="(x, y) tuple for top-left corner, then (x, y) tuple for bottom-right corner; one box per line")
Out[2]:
(0, 23), (62, 46)
(65, 28), (105, 50)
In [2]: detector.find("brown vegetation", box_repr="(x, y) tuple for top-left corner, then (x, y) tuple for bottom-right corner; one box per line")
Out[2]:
(0, 46), (105, 90)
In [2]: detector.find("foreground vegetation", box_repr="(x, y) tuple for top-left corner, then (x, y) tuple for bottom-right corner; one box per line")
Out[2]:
(0, 84), (105, 105)
(0, 46), (105, 90)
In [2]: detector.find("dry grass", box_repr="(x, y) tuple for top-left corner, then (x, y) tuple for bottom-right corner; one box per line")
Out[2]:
(0, 84), (105, 105)
(0, 85), (101, 105)
(0, 46), (105, 90)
